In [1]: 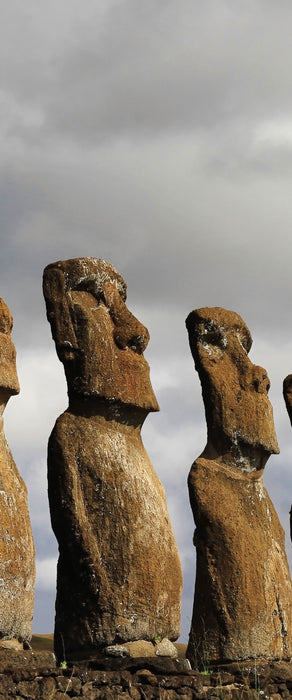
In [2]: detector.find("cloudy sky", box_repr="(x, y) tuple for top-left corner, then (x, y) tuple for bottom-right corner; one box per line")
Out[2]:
(1, 0), (292, 642)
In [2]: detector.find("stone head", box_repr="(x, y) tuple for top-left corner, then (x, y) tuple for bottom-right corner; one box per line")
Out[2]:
(283, 374), (292, 426)
(43, 258), (159, 412)
(0, 298), (20, 413)
(186, 307), (279, 471)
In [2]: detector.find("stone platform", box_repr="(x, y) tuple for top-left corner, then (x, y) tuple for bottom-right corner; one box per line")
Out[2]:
(0, 651), (290, 698)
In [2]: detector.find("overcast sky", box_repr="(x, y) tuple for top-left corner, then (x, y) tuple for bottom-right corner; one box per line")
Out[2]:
(1, 0), (292, 642)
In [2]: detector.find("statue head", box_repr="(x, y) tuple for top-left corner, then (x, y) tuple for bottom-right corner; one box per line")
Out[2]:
(283, 374), (292, 426)
(186, 307), (279, 471)
(0, 298), (20, 413)
(43, 258), (159, 412)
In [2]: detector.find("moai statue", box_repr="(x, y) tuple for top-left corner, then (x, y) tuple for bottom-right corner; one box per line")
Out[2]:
(186, 307), (292, 667)
(283, 374), (292, 427)
(283, 375), (292, 544)
(43, 258), (182, 662)
(0, 298), (35, 648)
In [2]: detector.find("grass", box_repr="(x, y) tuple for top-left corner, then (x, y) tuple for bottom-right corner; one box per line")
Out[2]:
(174, 643), (187, 660)
(31, 634), (54, 652)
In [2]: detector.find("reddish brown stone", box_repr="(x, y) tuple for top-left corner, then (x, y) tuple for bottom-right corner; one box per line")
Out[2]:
(283, 374), (292, 542)
(43, 258), (159, 411)
(0, 299), (35, 645)
(43, 258), (182, 663)
(283, 376), (292, 543)
(185, 307), (292, 666)
(283, 375), (292, 426)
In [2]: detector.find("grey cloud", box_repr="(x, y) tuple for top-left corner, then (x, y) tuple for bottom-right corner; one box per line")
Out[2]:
(0, 137), (290, 350)
(35, 1), (292, 141)
(3, 2), (292, 144)
(0, 0), (292, 639)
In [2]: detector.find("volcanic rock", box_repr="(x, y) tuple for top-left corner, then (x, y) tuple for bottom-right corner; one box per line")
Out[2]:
(43, 258), (182, 663)
(155, 638), (178, 657)
(283, 376), (292, 543)
(104, 644), (130, 657)
(185, 307), (292, 666)
(104, 638), (178, 659)
(0, 298), (35, 645)
(283, 374), (292, 426)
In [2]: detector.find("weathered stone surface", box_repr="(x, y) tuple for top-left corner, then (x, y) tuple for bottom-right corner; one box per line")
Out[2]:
(43, 258), (159, 411)
(185, 307), (292, 667)
(0, 298), (35, 645)
(0, 639), (23, 651)
(0, 649), (56, 670)
(283, 374), (292, 426)
(76, 656), (191, 673)
(0, 660), (290, 699)
(119, 641), (155, 658)
(43, 258), (182, 663)
(283, 375), (292, 544)
(104, 645), (130, 657)
(101, 638), (178, 660)
(155, 639), (178, 658)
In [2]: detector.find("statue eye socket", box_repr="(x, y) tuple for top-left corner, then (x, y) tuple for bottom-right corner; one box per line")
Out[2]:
(203, 330), (226, 349)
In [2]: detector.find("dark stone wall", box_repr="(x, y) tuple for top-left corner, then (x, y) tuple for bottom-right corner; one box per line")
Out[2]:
(0, 660), (291, 698)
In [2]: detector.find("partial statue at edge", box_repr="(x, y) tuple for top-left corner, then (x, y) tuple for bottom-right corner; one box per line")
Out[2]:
(43, 258), (182, 663)
(283, 375), (292, 544)
(0, 298), (35, 648)
(186, 307), (292, 667)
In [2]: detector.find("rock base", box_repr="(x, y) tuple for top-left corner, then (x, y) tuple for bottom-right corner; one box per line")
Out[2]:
(0, 655), (290, 698)
(0, 649), (56, 670)
(104, 638), (178, 659)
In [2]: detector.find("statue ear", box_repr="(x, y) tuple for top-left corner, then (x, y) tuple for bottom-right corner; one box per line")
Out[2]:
(43, 267), (78, 361)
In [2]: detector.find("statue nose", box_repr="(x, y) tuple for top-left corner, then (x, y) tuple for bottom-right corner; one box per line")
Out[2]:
(251, 365), (270, 394)
(114, 311), (149, 354)
(102, 280), (150, 355)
